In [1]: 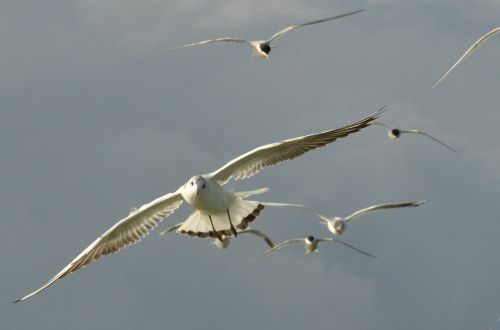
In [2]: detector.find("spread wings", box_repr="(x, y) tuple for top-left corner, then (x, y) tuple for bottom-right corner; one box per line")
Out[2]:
(267, 9), (365, 43)
(14, 191), (184, 303)
(208, 107), (384, 185)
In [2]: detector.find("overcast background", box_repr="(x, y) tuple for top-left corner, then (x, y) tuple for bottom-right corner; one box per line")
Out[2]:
(1, 0), (500, 329)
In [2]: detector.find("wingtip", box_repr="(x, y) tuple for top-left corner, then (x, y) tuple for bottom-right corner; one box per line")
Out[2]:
(12, 298), (22, 304)
(432, 77), (445, 89)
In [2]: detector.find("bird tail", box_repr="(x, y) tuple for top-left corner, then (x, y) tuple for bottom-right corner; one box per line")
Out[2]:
(177, 198), (264, 238)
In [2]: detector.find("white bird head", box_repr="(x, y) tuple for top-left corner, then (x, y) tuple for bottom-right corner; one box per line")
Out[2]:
(331, 219), (346, 235)
(182, 175), (208, 200)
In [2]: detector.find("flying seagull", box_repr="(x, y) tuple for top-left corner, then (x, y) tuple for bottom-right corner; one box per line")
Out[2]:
(433, 27), (500, 88)
(264, 200), (425, 235)
(171, 9), (365, 59)
(373, 122), (458, 153)
(260, 235), (376, 257)
(14, 107), (384, 303)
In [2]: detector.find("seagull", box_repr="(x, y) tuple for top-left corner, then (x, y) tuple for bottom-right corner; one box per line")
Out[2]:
(171, 9), (365, 59)
(264, 200), (425, 235)
(260, 235), (376, 257)
(373, 122), (458, 153)
(14, 107), (384, 303)
(433, 27), (500, 88)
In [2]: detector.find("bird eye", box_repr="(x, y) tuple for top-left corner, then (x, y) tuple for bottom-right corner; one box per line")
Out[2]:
(190, 181), (193, 186)
(202, 183), (206, 189)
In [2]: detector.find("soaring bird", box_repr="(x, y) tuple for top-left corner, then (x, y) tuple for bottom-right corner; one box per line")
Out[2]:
(373, 122), (458, 153)
(14, 107), (384, 303)
(264, 201), (425, 235)
(260, 235), (376, 257)
(172, 10), (365, 59)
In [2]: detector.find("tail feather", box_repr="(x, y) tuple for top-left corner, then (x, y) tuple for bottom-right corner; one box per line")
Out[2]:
(177, 198), (264, 238)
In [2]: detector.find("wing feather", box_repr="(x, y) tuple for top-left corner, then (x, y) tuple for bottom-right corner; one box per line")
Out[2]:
(267, 9), (365, 43)
(14, 191), (184, 303)
(260, 239), (304, 256)
(209, 107), (385, 185)
(316, 238), (377, 258)
(345, 200), (426, 221)
(401, 129), (458, 153)
(433, 27), (500, 88)
(171, 37), (251, 49)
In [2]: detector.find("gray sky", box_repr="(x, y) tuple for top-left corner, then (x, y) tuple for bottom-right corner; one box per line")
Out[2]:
(2, 0), (500, 329)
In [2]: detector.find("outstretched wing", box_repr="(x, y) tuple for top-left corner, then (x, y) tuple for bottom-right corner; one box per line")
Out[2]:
(171, 37), (251, 49)
(316, 238), (377, 258)
(260, 239), (304, 256)
(372, 121), (392, 129)
(345, 200), (426, 222)
(261, 202), (332, 224)
(239, 228), (275, 248)
(433, 27), (500, 88)
(14, 191), (184, 303)
(209, 107), (385, 185)
(267, 9), (365, 43)
(401, 129), (458, 153)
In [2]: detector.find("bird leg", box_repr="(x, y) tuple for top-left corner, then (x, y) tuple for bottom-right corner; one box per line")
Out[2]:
(208, 215), (224, 242)
(226, 210), (238, 237)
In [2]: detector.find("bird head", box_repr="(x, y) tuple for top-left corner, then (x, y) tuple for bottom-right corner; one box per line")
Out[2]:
(389, 128), (401, 141)
(183, 175), (208, 200)
(333, 220), (346, 235)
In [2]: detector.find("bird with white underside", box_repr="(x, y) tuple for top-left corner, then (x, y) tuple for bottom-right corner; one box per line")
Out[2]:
(263, 200), (425, 235)
(373, 122), (458, 153)
(171, 10), (365, 60)
(260, 235), (377, 257)
(14, 107), (384, 303)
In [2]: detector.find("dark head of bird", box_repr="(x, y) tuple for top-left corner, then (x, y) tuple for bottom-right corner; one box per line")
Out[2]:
(306, 235), (314, 242)
(259, 43), (271, 55)
(391, 128), (401, 138)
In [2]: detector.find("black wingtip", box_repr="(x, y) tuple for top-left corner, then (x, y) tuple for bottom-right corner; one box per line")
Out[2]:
(12, 298), (22, 304)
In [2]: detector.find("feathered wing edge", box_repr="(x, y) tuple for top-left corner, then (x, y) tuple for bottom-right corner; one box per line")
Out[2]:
(209, 106), (386, 185)
(14, 191), (184, 303)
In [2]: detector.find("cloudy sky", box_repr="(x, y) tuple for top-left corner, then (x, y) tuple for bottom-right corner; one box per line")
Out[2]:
(2, 0), (500, 329)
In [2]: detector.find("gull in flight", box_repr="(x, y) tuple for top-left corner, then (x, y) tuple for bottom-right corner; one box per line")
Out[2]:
(433, 27), (500, 88)
(260, 235), (377, 257)
(264, 201), (425, 235)
(14, 107), (384, 303)
(160, 222), (275, 250)
(373, 122), (458, 153)
(171, 9), (365, 59)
